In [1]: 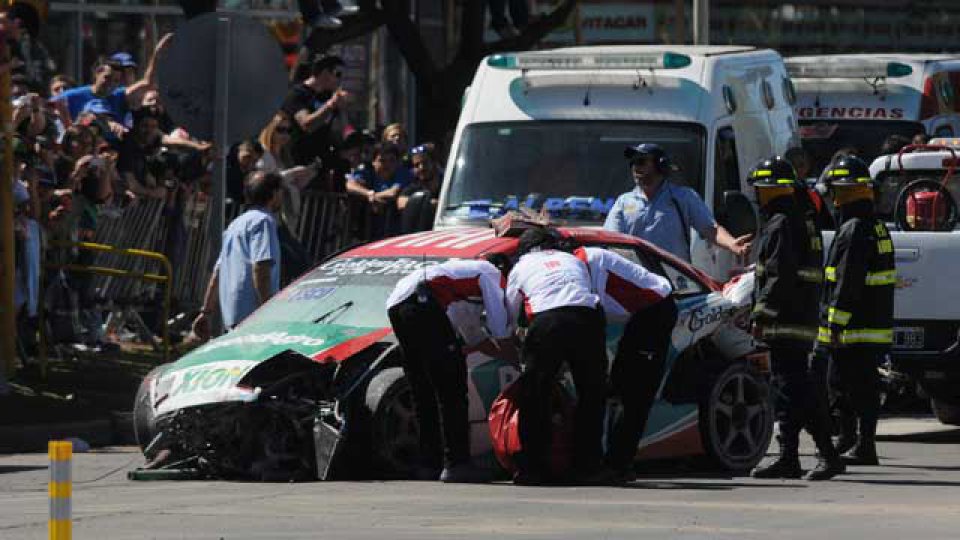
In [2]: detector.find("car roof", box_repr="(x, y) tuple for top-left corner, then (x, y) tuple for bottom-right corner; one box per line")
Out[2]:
(341, 227), (721, 291)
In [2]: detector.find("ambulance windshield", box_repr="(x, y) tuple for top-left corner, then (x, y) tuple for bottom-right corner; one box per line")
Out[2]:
(440, 121), (705, 225)
(800, 120), (924, 177)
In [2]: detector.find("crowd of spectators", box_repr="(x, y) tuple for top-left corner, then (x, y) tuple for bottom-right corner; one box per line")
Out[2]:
(4, 7), (446, 365)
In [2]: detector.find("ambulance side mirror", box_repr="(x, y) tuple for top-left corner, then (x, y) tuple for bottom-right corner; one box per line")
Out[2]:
(719, 190), (758, 238)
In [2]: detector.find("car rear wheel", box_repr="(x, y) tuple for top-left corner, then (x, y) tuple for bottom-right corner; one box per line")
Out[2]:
(699, 361), (773, 473)
(364, 367), (421, 477)
(930, 398), (960, 426)
(133, 364), (168, 456)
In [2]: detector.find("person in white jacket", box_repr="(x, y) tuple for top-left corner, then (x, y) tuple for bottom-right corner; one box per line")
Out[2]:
(572, 246), (676, 479)
(386, 258), (516, 483)
(504, 227), (612, 485)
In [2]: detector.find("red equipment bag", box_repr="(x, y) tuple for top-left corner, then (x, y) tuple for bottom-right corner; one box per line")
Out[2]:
(906, 190), (949, 231)
(487, 373), (575, 477)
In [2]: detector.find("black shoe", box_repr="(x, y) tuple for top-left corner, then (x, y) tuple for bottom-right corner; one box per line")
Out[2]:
(842, 446), (879, 466)
(834, 436), (857, 456)
(751, 456), (802, 479)
(804, 456), (845, 481)
(513, 469), (548, 486)
(574, 466), (624, 486)
(440, 462), (491, 483)
(413, 466), (440, 481)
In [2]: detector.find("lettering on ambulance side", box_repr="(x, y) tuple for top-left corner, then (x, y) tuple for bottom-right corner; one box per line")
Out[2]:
(796, 107), (905, 120)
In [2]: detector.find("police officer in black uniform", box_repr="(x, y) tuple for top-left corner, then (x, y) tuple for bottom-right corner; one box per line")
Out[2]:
(816, 156), (895, 466)
(748, 157), (845, 481)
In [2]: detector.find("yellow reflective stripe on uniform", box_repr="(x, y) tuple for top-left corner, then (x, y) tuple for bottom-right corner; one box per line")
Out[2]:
(825, 266), (837, 282)
(877, 239), (893, 254)
(828, 169), (850, 176)
(755, 263), (765, 276)
(798, 267), (823, 283)
(817, 326), (892, 344)
(856, 177), (872, 183)
(827, 307), (852, 326)
(753, 169), (772, 177)
(865, 269), (896, 286)
(761, 324), (818, 341)
(839, 328), (893, 344)
(776, 178), (795, 184)
(811, 237), (823, 252)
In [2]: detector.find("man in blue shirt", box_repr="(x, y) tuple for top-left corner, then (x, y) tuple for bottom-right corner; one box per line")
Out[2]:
(51, 34), (169, 127)
(346, 142), (413, 238)
(192, 171), (283, 337)
(604, 143), (751, 262)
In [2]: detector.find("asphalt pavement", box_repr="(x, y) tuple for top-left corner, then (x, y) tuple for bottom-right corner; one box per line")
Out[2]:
(1, 416), (958, 540)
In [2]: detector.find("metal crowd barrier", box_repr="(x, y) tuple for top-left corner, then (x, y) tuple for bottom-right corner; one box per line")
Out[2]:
(39, 190), (363, 356)
(41, 241), (173, 370)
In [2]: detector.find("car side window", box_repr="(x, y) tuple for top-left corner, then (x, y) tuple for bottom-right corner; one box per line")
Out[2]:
(935, 125), (954, 137)
(661, 260), (707, 296)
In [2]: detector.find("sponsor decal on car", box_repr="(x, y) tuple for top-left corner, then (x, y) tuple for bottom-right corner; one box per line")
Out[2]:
(318, 257), (440, 276)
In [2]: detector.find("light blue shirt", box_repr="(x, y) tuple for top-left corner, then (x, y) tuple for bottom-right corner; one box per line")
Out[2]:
(603, 181), (717, 262)
(216, 208), (281, 328)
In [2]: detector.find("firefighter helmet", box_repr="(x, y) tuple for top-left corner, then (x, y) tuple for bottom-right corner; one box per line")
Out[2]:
(747, 156), (799, 188)
(820, 155), (874, 190)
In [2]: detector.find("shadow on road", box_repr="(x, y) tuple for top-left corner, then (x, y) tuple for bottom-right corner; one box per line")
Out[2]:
(624, 480), (805, 491)
(837, 478), (960, 487)
(878, 428), (960, 444)
(0, 465), (47, 474)
(884, 464), (960, 472)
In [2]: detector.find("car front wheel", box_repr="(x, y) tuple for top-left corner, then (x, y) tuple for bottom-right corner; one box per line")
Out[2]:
(699, 360), (773, 473)
(363, 367), (421, 477)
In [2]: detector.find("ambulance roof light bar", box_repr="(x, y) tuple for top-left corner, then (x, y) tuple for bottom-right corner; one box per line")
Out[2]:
(785, 60), (913, 80)
(487, 52), (693, 71)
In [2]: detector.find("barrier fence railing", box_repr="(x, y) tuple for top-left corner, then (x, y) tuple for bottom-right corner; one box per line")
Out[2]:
(38, 191), (359, 358)
(41, 241), (173, 372)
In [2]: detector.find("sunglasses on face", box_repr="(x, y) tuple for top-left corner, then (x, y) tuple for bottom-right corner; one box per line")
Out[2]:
(631, 156), (655, 166)
(275, 126), (292, 134)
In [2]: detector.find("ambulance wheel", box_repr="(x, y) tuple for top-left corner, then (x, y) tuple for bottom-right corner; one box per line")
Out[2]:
(699, 361), (773, 473)
(133, 364), (168, 455)
(364, 367), (421, 477)
(931, 398), (960, 426)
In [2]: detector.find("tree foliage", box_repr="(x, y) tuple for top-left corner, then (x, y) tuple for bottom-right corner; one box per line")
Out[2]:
(302, 0), (577, 139)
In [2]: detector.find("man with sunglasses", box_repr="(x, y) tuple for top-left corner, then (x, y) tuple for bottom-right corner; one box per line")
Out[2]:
(604, 143), (751, 262)
(282, 54), (349, 167)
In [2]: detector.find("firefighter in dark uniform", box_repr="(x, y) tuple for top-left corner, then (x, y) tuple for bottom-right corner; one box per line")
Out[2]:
(748, 157), (846, 481)
(816, 155), (895, 466)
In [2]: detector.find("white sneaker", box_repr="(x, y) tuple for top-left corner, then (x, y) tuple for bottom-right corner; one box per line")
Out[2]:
(332, 4), (360, 16)
(313, 14), (343, 29)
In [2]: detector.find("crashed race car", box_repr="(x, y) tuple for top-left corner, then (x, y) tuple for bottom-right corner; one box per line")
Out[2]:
(133, 227), (772, 480)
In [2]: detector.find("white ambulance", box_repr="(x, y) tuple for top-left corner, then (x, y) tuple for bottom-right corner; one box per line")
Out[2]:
(435, 45), (798, 281)
(786, 54), (960, 174)
(867, 139), (960, 425)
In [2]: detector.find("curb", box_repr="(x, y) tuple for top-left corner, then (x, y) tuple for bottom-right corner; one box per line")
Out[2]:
(0, 411), (136, 453)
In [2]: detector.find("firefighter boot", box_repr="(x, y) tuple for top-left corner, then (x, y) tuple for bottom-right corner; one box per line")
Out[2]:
(805, 416), (846, 481)
(751, 428), (802, 479)
(834, 408), (858, 456)
(843, 413), (880, 466)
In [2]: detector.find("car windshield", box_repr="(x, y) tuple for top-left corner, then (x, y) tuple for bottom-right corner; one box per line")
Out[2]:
(241, 257), (446, 329)
(440, 121), (705, 225)
(875, 168), (960, 223)
(800, 120), (924, 176)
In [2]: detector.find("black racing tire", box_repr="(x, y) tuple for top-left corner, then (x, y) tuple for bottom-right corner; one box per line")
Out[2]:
(930, 398), (960, 426)
(133, 364), (168, 456)
(698, 360), (774, 474)
(363, 367), (421, 477)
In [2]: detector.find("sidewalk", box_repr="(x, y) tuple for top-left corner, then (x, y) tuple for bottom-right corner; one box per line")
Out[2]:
(0, 345), (164, 453)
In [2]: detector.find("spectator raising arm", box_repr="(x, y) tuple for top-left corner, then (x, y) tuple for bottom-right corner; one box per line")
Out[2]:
(126, 33), (172, 110)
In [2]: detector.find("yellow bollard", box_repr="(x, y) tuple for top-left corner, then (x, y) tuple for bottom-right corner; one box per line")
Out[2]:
(48, 440), (72, 540)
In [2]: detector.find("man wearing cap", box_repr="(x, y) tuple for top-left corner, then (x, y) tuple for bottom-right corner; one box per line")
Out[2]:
(108, 52), (138, 87)
(604, 143), (751, 262)
(51, 33), (170, 126)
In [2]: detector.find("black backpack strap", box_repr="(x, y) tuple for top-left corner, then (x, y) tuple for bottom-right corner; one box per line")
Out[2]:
(667, 183), (692, 253)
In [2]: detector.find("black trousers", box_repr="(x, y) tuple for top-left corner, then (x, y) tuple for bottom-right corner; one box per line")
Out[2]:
(827, 347), (883, 441)
(519, 306), (607, 476)
(606, 297), (678, 470)
(769, 344), (834, 454)
(388, 296), (469, 468)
